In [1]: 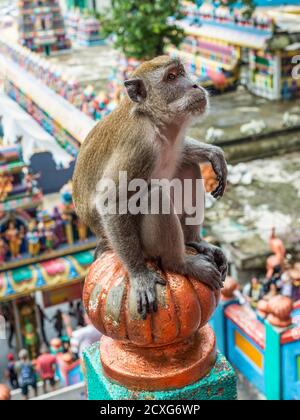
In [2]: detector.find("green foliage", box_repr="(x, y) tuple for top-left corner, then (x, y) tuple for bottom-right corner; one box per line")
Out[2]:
(101, 0), (185, 60)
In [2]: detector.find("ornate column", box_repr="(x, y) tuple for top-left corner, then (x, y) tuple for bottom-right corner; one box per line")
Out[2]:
(83, 252), (237, 400)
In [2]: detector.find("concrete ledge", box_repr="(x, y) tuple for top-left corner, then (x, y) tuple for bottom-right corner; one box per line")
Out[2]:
(83, 342), (237, 400)
(31, 382), (85, 400)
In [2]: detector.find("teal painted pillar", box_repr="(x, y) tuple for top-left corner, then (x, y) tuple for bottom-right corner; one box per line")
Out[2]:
(212, 299), (238, 356)
(265, 321), (281, 400)
(83, 343), (237, 400)
(212, 303), (227, 355)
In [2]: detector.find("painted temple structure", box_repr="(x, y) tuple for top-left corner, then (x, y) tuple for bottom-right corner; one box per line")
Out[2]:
(18, 0), (71, 55)
(0, 145), (96, 355)
(212, 276), (300, 400)
(65, 11), (104, 46)
(0, 0), (300, 399)
(169, 1), (300, 99)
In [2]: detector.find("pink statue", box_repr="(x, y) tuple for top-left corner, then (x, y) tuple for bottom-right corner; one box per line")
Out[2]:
(266, 227), (286, 279)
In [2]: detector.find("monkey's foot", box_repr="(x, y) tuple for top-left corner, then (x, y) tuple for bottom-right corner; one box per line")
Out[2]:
(184, 254), (223, 290)
(130, 270), (166, 319)
(187, 241), (228, 283)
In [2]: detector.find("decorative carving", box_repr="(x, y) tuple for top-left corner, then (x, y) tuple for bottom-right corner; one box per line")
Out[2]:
(267, 295), (293, 328)
(257, 295), (293, 328)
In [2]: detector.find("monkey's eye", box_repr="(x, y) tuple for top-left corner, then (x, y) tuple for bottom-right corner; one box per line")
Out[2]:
(167, 73), (177, 81)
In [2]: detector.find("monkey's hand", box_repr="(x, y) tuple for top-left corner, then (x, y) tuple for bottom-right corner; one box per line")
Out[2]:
(130, 270), (166, 319)
(187, 241), (228, 283)
(208, 146), (228, 199)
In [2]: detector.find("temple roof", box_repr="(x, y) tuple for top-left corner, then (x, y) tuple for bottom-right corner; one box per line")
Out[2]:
(0, 250), (94, 302)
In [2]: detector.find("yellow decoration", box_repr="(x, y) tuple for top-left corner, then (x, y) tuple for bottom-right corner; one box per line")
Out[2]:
(235, 330), (263, 370)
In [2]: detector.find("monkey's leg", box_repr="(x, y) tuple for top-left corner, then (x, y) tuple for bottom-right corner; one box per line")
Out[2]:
(178, 163), (228, 282)
(141, 186), (222, 291)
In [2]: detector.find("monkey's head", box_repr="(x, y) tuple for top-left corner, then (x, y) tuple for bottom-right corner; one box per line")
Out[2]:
(124, 56), (208, 123)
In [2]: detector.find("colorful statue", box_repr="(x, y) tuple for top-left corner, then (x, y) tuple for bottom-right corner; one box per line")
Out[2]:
(26, 221), (40, 257)
(266, 227), (286, 279)
(76, 218), (88, 242)
(288, 265), (300, 302)
(38, 211), (57, 251)
(0, 237), (8, 264)
(60, 182), (75, 245)
(23, 321), (38, 359)
(23, 169), (40, 194)
(53, 207), (66, 244)
(0, 173), (13, 201)
(262, 282), (278, 301)
(5, 221), (21, 259)
(45, 227), (56, 251)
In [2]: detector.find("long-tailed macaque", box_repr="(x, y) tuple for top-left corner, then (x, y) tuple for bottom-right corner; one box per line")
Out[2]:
(73, 56), (228, 318)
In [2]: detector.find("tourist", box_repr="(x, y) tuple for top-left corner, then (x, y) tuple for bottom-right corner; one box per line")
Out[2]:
(75, 301), (85, 327)
(37, 304), (50, 347)
(15, 349), (38, 400)
(5, 353), (19, 390)
(263, 282), (278, 301)
(243, 277), (263, 308)
(35, 345), (57, 394)
(2, 303), (15, 349)
(68, 301), (75, 317)
(52, 309), (64, 338)
(70, 313), (101, 359)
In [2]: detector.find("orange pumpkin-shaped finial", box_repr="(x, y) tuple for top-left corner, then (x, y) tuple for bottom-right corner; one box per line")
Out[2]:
(83, 252), (220, 347)
(83, 251), (220, 390)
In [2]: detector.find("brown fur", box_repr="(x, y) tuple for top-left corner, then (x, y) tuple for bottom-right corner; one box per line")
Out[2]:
(73, 56), (228, 318)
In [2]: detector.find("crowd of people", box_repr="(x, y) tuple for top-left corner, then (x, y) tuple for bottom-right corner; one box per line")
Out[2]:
(1, 301), (101, 400)
(5, 346), (56, 399)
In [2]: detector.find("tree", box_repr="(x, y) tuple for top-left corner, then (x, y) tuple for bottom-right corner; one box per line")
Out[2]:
(101, 0), (185, 60)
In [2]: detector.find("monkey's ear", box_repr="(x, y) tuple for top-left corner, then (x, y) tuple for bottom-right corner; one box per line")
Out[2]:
(124, 78), (147, 103)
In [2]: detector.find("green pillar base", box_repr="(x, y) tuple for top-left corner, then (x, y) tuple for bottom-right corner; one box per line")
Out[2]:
(83, 342), (237, 400)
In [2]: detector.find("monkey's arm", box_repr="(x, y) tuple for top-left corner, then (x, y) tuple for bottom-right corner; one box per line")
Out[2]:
(182, 136), (228, 199)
